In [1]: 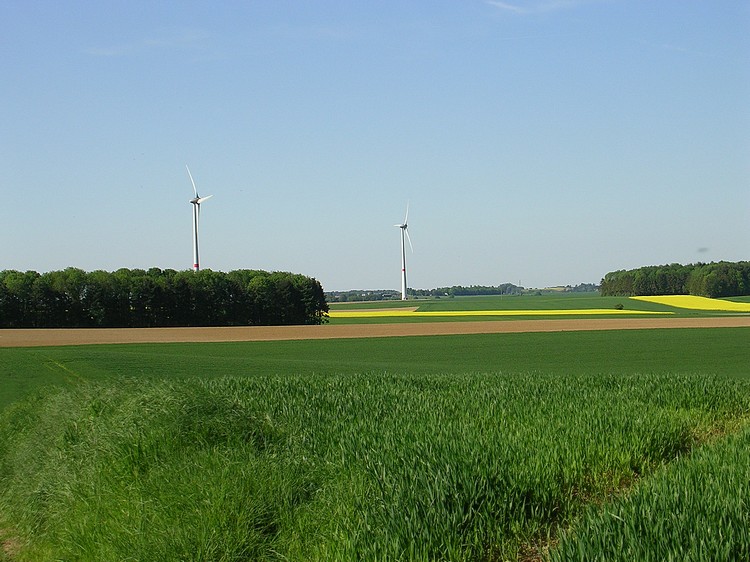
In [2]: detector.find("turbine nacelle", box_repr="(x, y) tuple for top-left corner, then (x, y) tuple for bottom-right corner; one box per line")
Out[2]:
(191, 195), (213, 205)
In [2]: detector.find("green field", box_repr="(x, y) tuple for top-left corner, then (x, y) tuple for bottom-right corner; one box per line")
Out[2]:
(1, 326), (749, 560)
(328, 293), (750, 323)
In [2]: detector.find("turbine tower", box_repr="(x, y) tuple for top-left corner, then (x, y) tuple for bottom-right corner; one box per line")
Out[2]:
(186, 165), (213, 272)
(394, 203), (413, 300)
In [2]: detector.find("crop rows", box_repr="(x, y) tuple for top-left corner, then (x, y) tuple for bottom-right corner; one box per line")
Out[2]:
(1, 368), (749, 561)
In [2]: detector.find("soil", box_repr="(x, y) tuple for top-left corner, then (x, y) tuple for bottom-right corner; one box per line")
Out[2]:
(1, 317), (749, 347)
(2, 534), (21, 560)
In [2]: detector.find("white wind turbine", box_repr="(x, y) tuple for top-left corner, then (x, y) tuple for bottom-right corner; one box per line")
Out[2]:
(394, 203), (413, 300)
(186, 165), (213, 272)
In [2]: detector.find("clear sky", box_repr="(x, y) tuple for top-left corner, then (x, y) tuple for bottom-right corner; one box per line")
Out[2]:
(2, 1), (748, 291)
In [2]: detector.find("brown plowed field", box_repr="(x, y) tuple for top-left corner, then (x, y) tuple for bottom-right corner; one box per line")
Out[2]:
(1, 317), (749, 347)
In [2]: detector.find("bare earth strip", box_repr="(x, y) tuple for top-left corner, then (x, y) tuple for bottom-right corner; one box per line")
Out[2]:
(1, 317), (750, 348)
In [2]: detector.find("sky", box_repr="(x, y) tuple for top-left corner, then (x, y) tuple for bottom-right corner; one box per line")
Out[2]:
(2, 1), (748, 291)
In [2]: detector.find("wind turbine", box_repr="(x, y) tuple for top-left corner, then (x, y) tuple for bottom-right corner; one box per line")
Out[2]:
(186, 165), (213, 272)
(394, 203), (413, 300)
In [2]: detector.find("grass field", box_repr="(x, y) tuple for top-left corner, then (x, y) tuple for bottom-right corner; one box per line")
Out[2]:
(1, 324), (749, 560)
(2, 328), (749, 411)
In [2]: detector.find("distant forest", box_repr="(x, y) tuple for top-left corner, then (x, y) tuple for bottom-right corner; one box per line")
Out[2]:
(0, 268), (328, 328)
(327, 284), (524, 302)
(410, 284), (524, 297)
(600, 261), (750, 298)
(326, 283), (603, 302)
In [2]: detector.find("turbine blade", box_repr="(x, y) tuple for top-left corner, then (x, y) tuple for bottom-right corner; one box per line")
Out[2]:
(404, 201), (409, 225)
(197, 194), (213, 204)
(405, 228), (414, 252)
(186, 165), (198, 197)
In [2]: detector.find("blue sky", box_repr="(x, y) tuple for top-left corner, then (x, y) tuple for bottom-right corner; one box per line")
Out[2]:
(2, 1), (748, 291)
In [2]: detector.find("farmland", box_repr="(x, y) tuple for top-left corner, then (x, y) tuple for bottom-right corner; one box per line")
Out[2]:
(1, 293), (749, 560)
(327, 292), (750, 323)
(632, 294), (750, 311)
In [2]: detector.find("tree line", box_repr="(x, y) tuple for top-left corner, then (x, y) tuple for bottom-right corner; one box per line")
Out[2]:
(326, 284), (525, 302)
(0, 268), (329, 328)
(410, 284), (524, 298)
(600, 261), (750, 298)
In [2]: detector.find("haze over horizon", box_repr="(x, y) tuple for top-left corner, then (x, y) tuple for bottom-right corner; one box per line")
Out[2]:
(2, 1), (748, 292)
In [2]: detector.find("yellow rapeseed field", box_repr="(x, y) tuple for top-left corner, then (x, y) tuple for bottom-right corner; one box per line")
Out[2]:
(329, 309), (671, 319)
(630, 295), (750, 311)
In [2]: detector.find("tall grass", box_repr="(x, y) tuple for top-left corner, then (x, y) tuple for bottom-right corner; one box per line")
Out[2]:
(551, 426), (750, 561)
(1, 370), (749, 560)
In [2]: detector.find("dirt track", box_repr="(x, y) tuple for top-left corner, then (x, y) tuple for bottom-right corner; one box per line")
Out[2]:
(1, 317), (749, 347)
